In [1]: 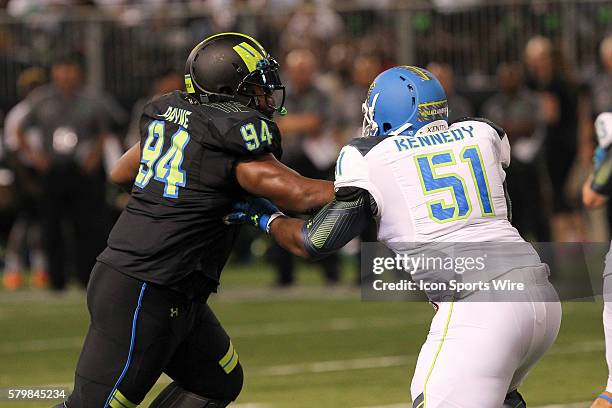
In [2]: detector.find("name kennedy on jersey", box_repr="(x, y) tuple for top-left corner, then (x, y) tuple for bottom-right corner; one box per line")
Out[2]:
(394, 125), (475, 152)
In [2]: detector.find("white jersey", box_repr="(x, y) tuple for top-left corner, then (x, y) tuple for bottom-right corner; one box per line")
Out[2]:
(334, 117), (559, 406)
(334, 119), (525, 247)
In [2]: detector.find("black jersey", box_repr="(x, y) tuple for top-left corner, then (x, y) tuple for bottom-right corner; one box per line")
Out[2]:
(97, 91), (281, 298)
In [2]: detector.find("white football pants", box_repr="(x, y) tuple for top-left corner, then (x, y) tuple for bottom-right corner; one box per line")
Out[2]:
(410, 264), (561, 407)
(603, 245), (612, 392)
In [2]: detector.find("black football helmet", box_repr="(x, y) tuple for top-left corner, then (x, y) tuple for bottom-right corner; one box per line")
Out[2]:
(184, 32), (286, 116)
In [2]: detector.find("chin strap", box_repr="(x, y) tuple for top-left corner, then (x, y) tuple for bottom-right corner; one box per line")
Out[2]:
(389, 121), (414, 136)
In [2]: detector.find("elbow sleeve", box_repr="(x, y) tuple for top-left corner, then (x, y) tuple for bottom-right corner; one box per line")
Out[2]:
(301, 187), (376, 260)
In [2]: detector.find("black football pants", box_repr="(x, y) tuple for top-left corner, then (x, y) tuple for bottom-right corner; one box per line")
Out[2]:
(65, 263), (243, 407)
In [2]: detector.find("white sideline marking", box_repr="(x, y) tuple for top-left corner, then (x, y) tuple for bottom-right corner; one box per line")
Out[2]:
(230, 316), (425, 337)
(0, 306), (84, 320)
(355, 405), (411, 408)
(0, 336), (84, 353)
(2, 328), (603, 357)
(0, 316), (422, 354)
(549, 340), (604, 355)
(252, 355), (412, 376)
(354, 403), (590, 408)
(0, 285), (362, 304)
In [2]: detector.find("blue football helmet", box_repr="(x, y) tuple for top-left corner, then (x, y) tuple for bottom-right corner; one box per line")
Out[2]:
(362, 66), (448, 138)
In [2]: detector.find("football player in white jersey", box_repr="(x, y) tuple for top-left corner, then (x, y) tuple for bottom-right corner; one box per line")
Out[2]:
(582, 112), (612, 408)
(227, 66), (562, 407)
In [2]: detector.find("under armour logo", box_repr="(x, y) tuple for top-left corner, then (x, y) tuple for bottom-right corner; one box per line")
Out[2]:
(251, 214), (259, 224)
(170, 308), (179, 317)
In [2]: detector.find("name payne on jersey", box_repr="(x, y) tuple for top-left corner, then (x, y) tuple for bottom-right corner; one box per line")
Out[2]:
(394, 125), (475, 152)
(158, 106), (192, 129)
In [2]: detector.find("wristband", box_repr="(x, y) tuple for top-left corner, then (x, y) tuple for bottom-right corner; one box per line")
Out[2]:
(264, 212), (285, 233)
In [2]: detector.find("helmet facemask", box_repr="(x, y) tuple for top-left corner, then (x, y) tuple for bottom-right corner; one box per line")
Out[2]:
(238, 58), (286, 117)
(361, 93), (380, 138)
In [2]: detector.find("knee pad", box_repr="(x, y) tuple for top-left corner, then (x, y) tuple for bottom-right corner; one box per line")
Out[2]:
(224, 363), (244, 402)
(149, 382), (230, 408)
(503, 390), (526, 408)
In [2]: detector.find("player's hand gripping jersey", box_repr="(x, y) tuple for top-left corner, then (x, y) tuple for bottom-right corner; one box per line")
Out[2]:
(98, 91), (281, 297)
(335, 118), (523, 246)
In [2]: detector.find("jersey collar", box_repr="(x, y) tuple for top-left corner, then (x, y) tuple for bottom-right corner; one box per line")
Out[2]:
(414, 120), (449, 136)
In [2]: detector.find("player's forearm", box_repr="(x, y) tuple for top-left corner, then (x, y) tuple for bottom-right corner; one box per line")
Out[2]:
(253, 175), (333, 213)
(235, 155), (334, 213)
(286, 178), (334, 213)
(269, 217), (310, 258)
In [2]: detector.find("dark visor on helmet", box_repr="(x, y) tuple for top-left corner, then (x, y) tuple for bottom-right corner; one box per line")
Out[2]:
(240, 57), (286, 114)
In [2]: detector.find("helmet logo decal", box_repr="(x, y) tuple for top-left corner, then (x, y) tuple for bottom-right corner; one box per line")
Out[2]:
(417, 99), (449, 122)
(389, 121), (414, 137)
(233, 42), (265, 73)
(184, 74), (195, 94)
(401, 66), (431, 81)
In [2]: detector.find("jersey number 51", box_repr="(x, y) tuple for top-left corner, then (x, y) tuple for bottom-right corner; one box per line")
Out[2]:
(415, 145), (495, 223)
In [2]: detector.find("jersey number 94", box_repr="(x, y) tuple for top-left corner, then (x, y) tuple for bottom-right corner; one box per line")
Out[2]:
(134, 120), (191, 198)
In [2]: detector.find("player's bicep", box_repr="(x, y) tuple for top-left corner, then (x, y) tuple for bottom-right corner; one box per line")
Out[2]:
(235, 154), (294, 195)
(222, 117), (282, 158)
(235, 154), (333, 213)
(111, 142), (141, 188)
(334, 145), (383, 215)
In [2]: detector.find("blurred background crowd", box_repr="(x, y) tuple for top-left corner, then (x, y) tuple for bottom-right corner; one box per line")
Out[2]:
(0, 0), (611, 291)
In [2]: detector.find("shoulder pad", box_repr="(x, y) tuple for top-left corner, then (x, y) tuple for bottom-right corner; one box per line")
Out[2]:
(452, 117), (506, 139)
(200, 102), (268, 135)
(347, 137), (385, 156)
(218, 114), (282, 159)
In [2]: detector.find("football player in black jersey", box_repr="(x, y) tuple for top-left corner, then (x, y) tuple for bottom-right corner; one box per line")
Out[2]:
(54, 33), (333, 408)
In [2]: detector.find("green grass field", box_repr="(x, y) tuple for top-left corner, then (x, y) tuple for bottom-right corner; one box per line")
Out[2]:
(0, 260), (607, 408)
